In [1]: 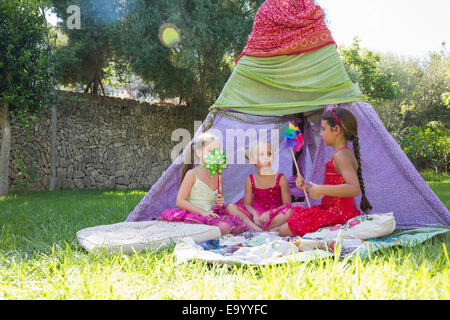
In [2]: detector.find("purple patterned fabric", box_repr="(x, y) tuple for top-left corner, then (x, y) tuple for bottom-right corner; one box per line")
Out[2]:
(125, 102), (450, 229)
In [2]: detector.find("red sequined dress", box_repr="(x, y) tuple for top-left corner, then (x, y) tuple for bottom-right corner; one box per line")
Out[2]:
(287, 147), (361, 236)
(236, 173), (291, 229)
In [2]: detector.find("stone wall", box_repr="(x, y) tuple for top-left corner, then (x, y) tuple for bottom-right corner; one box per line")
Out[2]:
(4, 91), (207, 191)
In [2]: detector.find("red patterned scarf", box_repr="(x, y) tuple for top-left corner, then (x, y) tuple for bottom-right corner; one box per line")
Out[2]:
(236, 0), (335, 63)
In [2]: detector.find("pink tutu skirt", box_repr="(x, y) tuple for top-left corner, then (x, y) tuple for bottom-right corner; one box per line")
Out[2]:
(157, 204), (249, 235)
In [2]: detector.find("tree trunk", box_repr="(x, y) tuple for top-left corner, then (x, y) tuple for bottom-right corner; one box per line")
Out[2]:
(92, 73), (99, 95)
(0, 103), (11, 197)
(99, 77), (106, 96)
(84, 80), (93, 93)
(49, 35), (58, 191)
(49, 98), (57, 191)
(42, 12), (58, 191)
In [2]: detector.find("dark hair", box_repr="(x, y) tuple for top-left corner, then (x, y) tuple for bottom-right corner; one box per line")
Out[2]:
(321, 107), (373, 213)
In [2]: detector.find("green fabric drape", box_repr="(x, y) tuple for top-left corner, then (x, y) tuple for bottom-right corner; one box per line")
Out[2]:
(210, 45), (365, 116)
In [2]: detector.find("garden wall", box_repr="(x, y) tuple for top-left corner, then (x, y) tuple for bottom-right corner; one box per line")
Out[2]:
(4, 91), (207, 191)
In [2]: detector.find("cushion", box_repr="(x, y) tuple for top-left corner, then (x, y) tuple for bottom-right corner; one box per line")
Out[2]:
(76, 220), (221, 254)
(303, 212), (396, 240)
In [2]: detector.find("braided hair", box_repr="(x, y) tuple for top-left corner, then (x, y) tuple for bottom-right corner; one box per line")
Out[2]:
(321, 107), (373, 213)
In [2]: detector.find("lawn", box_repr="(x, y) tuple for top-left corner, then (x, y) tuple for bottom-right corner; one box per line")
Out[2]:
(0, 171), (448, 299)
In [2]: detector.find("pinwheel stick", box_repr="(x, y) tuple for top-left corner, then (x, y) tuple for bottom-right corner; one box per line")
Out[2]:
(289, 147), (311, 208)
(216, 164), (221, 194)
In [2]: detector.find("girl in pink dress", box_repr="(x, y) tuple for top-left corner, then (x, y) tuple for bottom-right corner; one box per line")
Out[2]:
(226, 141), (294, 231)
(271, 107), (372, 237)
(158, 132), (249, 235)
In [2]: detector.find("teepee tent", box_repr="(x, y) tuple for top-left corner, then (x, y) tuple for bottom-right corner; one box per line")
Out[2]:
(125, 0), (449, 229)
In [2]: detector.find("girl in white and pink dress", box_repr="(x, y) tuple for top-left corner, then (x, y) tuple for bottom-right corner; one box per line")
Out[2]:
(158, 132), (251, 235)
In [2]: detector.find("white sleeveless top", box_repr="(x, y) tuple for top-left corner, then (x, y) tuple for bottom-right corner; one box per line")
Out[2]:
(187, 173), (218, 212)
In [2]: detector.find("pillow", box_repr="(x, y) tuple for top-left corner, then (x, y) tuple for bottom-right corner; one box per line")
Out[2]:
(76, 220), (221, 254)
(303, 212), (396, 240)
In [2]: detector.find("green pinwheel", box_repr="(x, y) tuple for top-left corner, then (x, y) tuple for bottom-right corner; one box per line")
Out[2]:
(202, 148), (228, 193)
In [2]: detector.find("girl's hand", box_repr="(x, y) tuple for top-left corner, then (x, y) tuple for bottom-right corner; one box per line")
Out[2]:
(296, 174), (310, 193)
(253, 213), (265, 227)
(309, 182), (324, 200)
(253, 214), (261, 226)
(199, 209), (219, 218)
(295, 174), (306, 190)
(259, 212), (270, 226)
(216, 193), (224, 207)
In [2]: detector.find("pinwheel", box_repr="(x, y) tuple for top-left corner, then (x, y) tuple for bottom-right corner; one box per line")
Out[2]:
(281, 122), (311, 208)
(280, 122), (304, 153)
(202, 148), (228, 194)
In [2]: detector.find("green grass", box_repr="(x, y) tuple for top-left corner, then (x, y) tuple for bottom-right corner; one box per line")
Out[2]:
(420, 170), (450, 209)
(0, 173), (449, 299)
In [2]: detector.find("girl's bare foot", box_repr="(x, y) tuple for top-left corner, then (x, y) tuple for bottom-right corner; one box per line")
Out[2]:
(250, 224), (263, 231)
(242, 219), (263, 231)
(276, 223), (294, 236)
(226, 203), (262, 232)
(270, 226), (281, 233)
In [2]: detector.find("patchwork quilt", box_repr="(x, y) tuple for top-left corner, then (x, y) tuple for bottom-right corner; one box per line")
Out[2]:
(173, 227), (449, 266)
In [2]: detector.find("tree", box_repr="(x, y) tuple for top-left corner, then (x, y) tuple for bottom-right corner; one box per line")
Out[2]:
(403, 49), (450, 127)
(51, 0), (127, 94)
(378, 46), (449, 172)
(0, 0), (53, 196)
(118, 0), (264, 108)
(339, 38), (399, 104)
(377, 46), (449, 134)
(339, 38), (402, 139)
(42, 5), (58, 191)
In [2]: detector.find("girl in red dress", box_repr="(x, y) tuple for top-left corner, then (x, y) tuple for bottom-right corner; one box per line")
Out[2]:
(271, 107), (373, 237)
